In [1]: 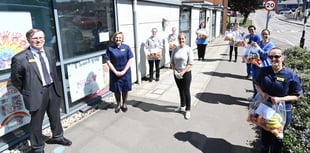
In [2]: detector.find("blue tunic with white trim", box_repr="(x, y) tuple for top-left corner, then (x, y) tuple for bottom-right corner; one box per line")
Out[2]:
(105, 43), (134, 93)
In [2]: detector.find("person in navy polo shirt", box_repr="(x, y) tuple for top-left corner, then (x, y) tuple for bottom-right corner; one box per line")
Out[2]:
(255, 47), (303, 153)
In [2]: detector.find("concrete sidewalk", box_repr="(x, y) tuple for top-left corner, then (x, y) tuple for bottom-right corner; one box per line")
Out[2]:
(130, 37), (229, 107)
(43, 37), (258, 153)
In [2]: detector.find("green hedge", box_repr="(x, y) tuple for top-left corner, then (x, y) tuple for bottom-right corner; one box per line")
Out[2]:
(283, 47), (310, 153)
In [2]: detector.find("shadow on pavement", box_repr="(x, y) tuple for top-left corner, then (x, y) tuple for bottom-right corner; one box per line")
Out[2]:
(95, 98), (178, 113)
(174, 131), (254, 153)
(196, 92), (248, 107)
(203, 71), (247, 80)
(127, 99), (177, 113)
(207, 43), (228, 47)
(200, 58), (226, 62)
(249, 126), (260, 153)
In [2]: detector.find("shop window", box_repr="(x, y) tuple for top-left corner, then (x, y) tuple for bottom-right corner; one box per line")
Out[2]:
(179, 6), (191, 46)
(0, 0), (60, 149)
(56, 0), (116, 59)
(199, 9), (206, 27)
(0, 0), (57, 75)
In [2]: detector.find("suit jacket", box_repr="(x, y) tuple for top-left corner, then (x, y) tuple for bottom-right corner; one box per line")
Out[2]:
(10, 47), (63, 112)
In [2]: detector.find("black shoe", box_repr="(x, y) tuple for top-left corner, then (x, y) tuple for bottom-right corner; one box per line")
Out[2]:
(115, 104), (121, 113)
(30, 149), (45, 153)
(46, 137), (72, 146)
(149, 78), (153, 82)
(121, 104), (128, 112)
(155, 78), (159, 81)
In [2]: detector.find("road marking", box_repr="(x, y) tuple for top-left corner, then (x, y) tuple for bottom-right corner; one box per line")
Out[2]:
(52, 146), (65, 153)
(285, 40), (295, 46)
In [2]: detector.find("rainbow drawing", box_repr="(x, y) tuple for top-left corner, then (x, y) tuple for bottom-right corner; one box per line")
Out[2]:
(0, 111), (29, 129)
(0, 30), (29, 71)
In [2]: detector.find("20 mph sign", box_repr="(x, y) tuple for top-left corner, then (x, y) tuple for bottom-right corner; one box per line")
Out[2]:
(264, 0), (277, 11)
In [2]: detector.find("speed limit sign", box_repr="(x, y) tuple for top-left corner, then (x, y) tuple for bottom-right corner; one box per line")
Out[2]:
(264, 0), (277, 11)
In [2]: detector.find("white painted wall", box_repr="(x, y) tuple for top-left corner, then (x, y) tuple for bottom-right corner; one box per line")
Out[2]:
(215, 10), (222, 37)
(191, 8), (200, 49)
(117, 1), (180, 79)
(206, 10), (213, 40)
(136, 1), (180, 76)
(116, 1), (223, 81)
(117, 1), (137, 82)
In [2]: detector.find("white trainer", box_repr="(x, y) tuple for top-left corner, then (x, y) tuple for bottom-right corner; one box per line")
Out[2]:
(175, 106), (185, 112)
(185, 111), (191, 119)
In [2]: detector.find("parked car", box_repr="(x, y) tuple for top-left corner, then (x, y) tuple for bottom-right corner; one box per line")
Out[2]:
(72, 16), (96, 29)
(279, 8), (292, 15)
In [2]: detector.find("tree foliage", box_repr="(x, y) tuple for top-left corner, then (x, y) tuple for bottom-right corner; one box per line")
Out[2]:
(228, 0), (264, 24)
(282, 47), (310, 153)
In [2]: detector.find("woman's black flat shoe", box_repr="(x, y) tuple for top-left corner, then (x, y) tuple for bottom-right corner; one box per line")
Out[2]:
(121, 105), (128, 112)
(115, 105), (121, 113)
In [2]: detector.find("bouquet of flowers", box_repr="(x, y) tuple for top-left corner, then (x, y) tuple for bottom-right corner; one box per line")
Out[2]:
(146, 48), (162, 60)
(242, 45), (261, 66)
(234, 34), (245, 47)
(247, 48), (261, 66)
(169, 42), (177, 49)
(224, 31), (234, 41)
(247, 95), (286, 139)
(198, 31), (208, 39)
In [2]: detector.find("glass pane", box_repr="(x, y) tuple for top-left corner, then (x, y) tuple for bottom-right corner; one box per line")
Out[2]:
(0, 0), (63, 147)
(56, 0), (115, 59)
(199, 9), (206, 25)
(0, 0), (58, 74)
(64, 56), (110, 108)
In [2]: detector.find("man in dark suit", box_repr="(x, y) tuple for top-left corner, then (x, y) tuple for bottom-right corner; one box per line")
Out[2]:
(10, 29), (72, 153)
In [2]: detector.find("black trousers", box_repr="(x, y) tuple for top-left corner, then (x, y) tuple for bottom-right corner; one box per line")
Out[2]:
(229, 46), (238, 61)
(260, 128), (283, 153)
(174, 71), (192, 111)
(30, 84), (63, 153)
(197, 44), (207, 60)
(148, 59), (160, 80)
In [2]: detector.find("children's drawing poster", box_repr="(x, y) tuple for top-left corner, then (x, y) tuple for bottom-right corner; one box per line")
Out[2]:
(0, 12), (32, 71)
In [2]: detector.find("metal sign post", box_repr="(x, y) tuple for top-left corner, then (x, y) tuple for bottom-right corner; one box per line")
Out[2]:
(300, 0), (309, 48)
(264, 0), (277, 29)
(266, 11), (271, 29)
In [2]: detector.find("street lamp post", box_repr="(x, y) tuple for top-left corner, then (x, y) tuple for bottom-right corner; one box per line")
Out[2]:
(299, 0), (309, 48)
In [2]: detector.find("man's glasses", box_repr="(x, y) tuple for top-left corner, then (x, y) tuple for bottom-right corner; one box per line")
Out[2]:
(31, 37), (45, 40)
(268, 55), (282, 59)
(249, 29), (255, 31)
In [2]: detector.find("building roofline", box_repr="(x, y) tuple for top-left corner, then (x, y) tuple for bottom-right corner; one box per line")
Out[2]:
(182, 0), (213, 6)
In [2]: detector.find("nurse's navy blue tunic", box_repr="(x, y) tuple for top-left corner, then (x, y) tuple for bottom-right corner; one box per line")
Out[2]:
(105, 43), (134, 93)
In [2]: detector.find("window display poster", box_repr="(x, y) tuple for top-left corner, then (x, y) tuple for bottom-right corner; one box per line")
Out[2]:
(99, 32), (109, 42)
(0, 12), (32, 71)
(67, 56), (109, 102)
(0, 80), (30, 136)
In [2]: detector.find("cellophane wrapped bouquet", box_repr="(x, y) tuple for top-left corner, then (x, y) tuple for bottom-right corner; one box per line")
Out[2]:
(243, 45), (261, 66)
(224, 31), (234, 41)
(247, 94), (286, 139)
